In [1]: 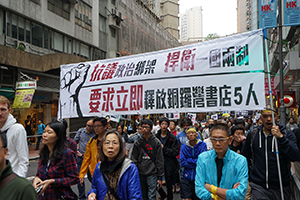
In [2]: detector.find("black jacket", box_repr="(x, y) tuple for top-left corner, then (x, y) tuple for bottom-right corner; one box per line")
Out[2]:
(156, 130), (180, 176)
(131, 134), (164, 179)
(241, 124), (300, 189)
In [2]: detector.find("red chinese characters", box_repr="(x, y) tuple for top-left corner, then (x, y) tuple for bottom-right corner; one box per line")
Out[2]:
(164, 49), (196, 72)
(88, 85), (143, 113)
(90, 62), (118, 82)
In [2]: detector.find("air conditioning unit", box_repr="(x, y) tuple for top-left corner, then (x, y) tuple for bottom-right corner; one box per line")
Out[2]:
(111, 8), (117, 15)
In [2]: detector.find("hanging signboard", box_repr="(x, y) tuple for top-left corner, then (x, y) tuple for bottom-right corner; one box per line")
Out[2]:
(259, 0), (277, 28)
(12, 89), (35, 108)
(284, 0), (300, 26)
(12, 80), (36, 108)
(58, 30), (266, 119)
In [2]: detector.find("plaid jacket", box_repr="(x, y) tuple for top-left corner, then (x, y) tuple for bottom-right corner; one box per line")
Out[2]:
(36, 148), (79, 200)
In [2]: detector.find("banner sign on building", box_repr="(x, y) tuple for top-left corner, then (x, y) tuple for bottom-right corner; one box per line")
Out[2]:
(284, 0), (300, 26)
(15, 80), (37, 89)
(12, 89), (35, 108)
(58, 30), (266, 119)
(259, 0), (277, 28)
(264, 77), (275, 96)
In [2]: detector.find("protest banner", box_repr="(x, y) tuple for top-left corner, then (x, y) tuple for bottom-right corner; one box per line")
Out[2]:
(58, 30), (266, 119)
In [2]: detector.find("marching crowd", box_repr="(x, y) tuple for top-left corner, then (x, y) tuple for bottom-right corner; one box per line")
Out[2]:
(0, 94), (300, 200)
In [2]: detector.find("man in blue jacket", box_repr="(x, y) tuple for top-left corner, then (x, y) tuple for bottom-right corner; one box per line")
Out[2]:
(241, 109), (300, 200)
(195, 123), (248, 200)
(180, 126), (207, 200)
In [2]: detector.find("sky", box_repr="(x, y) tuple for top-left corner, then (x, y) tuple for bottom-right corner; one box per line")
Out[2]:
(179, 0), (238, 37)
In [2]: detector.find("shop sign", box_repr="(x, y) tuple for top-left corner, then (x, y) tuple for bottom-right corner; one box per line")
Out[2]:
(16, 80), (37, 89)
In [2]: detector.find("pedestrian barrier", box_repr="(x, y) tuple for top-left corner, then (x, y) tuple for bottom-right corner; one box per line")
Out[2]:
(291, 168), (300, 200)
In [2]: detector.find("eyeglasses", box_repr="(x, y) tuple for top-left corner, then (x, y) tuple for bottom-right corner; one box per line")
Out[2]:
(141, 126), (151, 129)
(86, 125), (93, 128)
(104, 141), (119, 146)
(210, 137), (230, 142)
(94, 125), (103, 128)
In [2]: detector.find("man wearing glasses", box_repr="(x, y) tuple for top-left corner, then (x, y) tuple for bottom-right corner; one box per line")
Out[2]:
(195, 123), (248, 200)
(79, 117), (107, 199)
(74, 119), (95, 200)
(131, 119), (164, 200)
(242, 109), (300, 200)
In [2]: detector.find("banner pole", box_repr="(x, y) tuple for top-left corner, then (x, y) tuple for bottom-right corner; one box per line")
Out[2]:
(264, 29), (284, 200)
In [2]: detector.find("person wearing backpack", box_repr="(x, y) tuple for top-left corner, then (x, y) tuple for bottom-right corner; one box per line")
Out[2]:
(0, 95), (29, 178)
(35, 119), (45, 150)
(131, 119), (164, 200)
(241, 109), (300, 200)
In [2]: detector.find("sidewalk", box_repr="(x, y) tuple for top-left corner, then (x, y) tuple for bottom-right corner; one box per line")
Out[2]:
(28, 144), (42, 160)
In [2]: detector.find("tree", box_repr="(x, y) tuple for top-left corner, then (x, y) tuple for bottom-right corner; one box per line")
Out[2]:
(204, 33), (220, 41)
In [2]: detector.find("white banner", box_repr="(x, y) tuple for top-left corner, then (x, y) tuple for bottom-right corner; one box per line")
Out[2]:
(58, 30), (265, 119)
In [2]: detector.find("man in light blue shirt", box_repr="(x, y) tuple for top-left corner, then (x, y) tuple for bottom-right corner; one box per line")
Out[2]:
(195, 123), (248, 200)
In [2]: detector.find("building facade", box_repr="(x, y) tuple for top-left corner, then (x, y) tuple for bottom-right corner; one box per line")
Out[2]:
(141, 0), (179, 40)
(0, 0), (180, 131)
(180, 6), (203, 42)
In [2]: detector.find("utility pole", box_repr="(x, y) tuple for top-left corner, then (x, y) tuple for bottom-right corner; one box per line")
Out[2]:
(278, 0), (286, 125)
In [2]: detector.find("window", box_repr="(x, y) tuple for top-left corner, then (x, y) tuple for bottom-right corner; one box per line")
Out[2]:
(75, 1), (92, 30)
(6, 13), (10, 37)
(26, 20), (31, 43)
(99, 15), (106, 32)
(30, 0), (40, 4)
(12, 14), (17, 39)
(111, 0), (116, 5)
(0, 10), (3, 36)
(18, 17), (25, 41)
(32, 23), (43, 47)
(44, 28), (49, 49)
(80, 43), (89, 58)
(54, 32), (63, 52)
(48, 0), (70, 20)
(110, 27), (116, 38)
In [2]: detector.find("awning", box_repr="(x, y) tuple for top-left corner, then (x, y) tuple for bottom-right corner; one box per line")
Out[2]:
(0, 87), (15, 99)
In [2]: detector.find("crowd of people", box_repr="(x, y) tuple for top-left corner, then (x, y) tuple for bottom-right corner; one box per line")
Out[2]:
(0, 94), (300, 200)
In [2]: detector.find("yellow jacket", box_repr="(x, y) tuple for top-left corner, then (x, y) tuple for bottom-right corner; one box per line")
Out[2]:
(79, 136), (100, 178)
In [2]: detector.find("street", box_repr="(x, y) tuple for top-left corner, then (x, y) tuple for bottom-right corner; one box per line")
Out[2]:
(27, 158), (182, 200)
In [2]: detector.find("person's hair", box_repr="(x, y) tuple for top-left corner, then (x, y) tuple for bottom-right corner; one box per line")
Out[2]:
(180, 117), (192, 128)
(289, 117), (294, 122)
(210, 123), (231, 137)
(141, 119), (153, 127)
(231, 125), (245, 136)
(38, 119), (43, 123)
(27, 115), (31, 119)
(40, 121), (67, 165)
(0, 132), (7, 148)
(0, 95), (11, 109)
(99, 131), (126, 162)
(159, 117), (170, 126)
(117, 122), (124, 132)
(93, 117), (107, 126)
(235, 119), (245, 127)
(169, 120), (177, 126)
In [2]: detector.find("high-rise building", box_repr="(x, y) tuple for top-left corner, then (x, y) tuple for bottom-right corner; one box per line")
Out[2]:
(237, 0), (259, 33)
(141, 0), (180, 40)
(180, 6), (203, 42)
